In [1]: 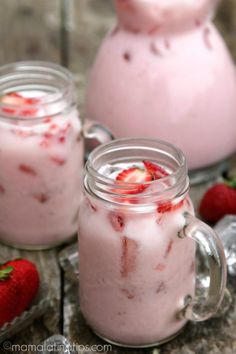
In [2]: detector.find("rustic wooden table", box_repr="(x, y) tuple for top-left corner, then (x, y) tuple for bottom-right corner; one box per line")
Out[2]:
(0, 157), (236, 354)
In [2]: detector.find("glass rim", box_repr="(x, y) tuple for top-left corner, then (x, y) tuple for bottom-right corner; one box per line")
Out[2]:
(85, 137), (189, 207)
(0, 61), (75, 121)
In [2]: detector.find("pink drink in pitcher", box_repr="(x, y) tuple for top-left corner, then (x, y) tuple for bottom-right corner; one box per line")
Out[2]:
(85, 0), (236, 171)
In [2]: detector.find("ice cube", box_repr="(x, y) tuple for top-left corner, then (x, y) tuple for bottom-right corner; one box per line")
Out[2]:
(196, 274), (232, 318)
(58, 243), (79, 281)
(214, 215), (236, 276)
(38, 335), (75, 354)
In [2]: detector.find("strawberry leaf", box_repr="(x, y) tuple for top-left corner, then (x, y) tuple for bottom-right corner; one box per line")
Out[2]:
(225, 178), (236, 189)
(0, 266), (13, 280)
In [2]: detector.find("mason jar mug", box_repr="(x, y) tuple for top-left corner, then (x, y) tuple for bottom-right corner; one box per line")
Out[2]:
(78, 138), (227, 348)
(0, 61), (111, 250)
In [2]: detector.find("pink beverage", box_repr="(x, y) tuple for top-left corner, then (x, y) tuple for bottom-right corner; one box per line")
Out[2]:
(85, 0), (236, 171)
(0, 62), (83, 249)
(78, 138), (226, 347)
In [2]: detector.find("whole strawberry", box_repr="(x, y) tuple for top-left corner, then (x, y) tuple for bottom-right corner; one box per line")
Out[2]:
(199, 180), (236, 223)
(0, 259), (40, 327)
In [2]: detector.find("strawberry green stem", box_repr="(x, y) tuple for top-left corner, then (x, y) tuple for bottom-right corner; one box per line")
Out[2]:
(225, 178), (236, 189)
(0, 266), (13, 280)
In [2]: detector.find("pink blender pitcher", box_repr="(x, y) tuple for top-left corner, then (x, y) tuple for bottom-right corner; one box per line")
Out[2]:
(85, 0), (236, 181)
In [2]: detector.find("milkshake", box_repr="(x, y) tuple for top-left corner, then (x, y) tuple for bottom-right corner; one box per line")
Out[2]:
(78, 138), (226, 347)
(85, 0), (236, 171)
(0, 62), (83, 249)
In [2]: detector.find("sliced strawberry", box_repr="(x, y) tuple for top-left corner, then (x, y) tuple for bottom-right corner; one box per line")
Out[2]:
(61, 122), (71, 134)
(20, 108), (37, 117)
(12, 129), (31, 138)
(121, 236), (138, 278)
(157, 200), (184, 213)
(123, 52), (132, 62)
(1, 92), (38, 117)
(43, 117), (52, 124)
(1, 92), (24, 106)
(2, 107), (16, 115)
(24, 97), (40, 105)
(164, 240), (173, 258)
(154, 263), (165, 271)
(0, 185), (5, 194)
(116, 167), (152, 194)
(109, 212), (125, 232)
(86, 198), (97, 212)
(33, 193), (49, 204)
(58, 136), (66, 144)
(143, 160), (169, 179)
(156, 281), (166, 294)
(19, 164), (37, 176)
(39, 139), (50, 148)
(44, 132), (53, 139)
(49, 124), (58, 131)
(50, 156), (66, 166)
(190, 261), (195, 274)
(121, 288), (135, 299)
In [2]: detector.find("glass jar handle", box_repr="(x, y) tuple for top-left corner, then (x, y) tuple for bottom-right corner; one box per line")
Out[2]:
(83, 119), (114, 158)
(178, 212), (227, 322)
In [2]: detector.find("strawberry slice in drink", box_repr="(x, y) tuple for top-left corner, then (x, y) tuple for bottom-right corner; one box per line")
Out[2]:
(142, 161), (184, 214)
(121, 236), (138, 277)
(157, 200), (184, 214)
(115, 167), (152, 194)
(1, 92), (39, 117)
(0, 185), (5, 194)
(108, 212), (125, 232)
(19, 164), (37, 176)
(143, 160), (169, 179)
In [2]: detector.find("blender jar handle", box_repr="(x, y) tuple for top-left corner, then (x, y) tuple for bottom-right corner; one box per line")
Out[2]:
(83, 119), (114, 158)
(178, 212), (227, 322)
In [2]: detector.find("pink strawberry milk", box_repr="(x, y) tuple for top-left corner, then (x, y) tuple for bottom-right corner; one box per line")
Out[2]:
(78, 138), (227, 347)
(85, 0), (236, 171)
(0, 62), (83, 249)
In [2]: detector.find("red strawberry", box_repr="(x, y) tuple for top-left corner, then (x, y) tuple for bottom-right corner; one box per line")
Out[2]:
(199, 182), (236, 223)
(0, 259), (40, 327)
(116, 167), (152, 194)
(143, 160), (169, 179)
(121, 236), (138, 277)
